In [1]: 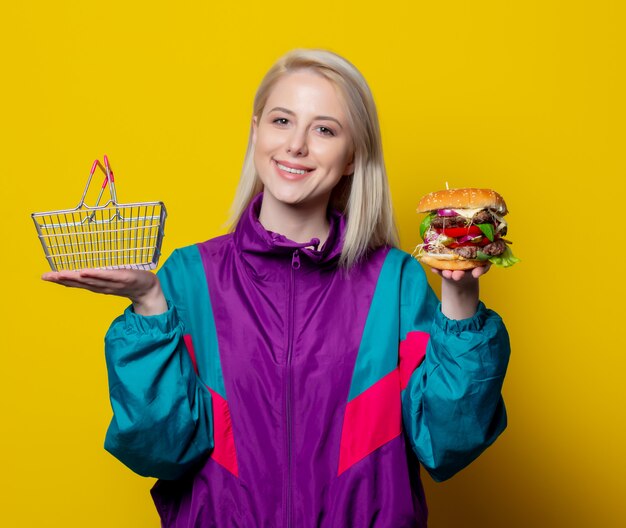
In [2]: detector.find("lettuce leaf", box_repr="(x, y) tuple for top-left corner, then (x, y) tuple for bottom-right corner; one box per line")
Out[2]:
(477, 223), (495, 241)
(420, 213), (435, 239)
(487, 246), (520, 268)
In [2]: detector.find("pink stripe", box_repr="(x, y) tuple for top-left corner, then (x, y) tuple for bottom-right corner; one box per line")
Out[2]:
(337, 369), (401, 475)
(183, 334), (238, 477)
(399, 331), (429, 390)
(183, 334), (199, 375)
(206, 387), (239, 477)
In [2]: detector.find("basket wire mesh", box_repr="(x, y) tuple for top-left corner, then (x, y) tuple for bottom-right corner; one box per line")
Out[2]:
(32, 156), (167, 271)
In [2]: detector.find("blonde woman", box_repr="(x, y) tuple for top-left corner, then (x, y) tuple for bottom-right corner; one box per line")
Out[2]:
(43, 49), (510, 527)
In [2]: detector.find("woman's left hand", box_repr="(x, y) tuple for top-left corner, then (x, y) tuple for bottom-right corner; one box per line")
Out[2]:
(431, 264), (491, 320)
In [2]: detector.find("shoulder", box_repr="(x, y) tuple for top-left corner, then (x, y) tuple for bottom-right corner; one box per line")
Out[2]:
(157, 234), (234, 285)
(354, 247), (428, 297)
(163, 234), (235, 268)
(378, 248), (431, 305)
(195, 233), (235, 261)
(374, 247), (426, 281)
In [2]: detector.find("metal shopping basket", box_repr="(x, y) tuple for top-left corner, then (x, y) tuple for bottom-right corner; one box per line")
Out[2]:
(32, 155), (167, 271)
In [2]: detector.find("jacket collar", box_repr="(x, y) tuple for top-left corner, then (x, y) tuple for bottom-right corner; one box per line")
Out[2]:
(233, 192), (345, 266)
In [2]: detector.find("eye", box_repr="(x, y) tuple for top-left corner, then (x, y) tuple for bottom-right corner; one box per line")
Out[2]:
(272, 117), (289, 126)
(316, 126), (335, 137)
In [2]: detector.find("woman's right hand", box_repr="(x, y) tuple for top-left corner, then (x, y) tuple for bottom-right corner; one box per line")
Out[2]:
(42, 269), (168, 316)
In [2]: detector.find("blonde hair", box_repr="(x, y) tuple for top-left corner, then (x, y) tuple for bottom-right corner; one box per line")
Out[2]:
(229, 49), (399, 268)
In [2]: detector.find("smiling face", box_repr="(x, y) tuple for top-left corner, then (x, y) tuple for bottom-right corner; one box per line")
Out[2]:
(252, 70), (355, 213)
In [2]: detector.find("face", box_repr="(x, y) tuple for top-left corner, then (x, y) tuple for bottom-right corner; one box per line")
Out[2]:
(252, 70), (355, 211)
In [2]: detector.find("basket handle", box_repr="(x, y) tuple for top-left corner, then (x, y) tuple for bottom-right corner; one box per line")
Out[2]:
(76, 155), (118, 208)
(103, 155), (119, 204)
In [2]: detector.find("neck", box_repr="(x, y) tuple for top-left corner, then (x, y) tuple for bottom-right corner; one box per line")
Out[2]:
(258, 192), (331, 246)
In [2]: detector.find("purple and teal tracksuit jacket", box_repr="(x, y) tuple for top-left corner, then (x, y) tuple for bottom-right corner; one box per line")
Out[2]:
(103, 193), (510, 527)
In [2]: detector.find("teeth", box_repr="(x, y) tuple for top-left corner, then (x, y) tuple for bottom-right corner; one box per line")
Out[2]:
(276, 162), (309, 175)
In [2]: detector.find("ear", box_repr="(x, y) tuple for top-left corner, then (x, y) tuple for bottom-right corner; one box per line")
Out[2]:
(343, 153), (355, 176)
(251, 116), (258, 145)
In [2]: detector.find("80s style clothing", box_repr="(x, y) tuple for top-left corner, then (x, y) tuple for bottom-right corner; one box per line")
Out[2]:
(103, 193), (510, 527)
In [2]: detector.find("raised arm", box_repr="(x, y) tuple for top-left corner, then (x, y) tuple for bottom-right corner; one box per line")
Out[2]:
(400, 258), (510, 482)
(42, 251), (215, 480)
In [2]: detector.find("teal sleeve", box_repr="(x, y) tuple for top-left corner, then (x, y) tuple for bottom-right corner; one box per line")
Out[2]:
(400, 259), (510, 482)
(103, 250), (214, 480)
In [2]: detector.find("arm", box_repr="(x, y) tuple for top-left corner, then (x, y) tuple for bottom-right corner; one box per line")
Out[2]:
(438, 265), (490, 320)
(400, 258), (510, 482)
(42, 252), (215, 479)
(103, 249), (214, 480)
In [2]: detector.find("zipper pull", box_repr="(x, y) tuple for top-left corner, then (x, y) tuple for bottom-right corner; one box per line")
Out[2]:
(291, 249), (301, 270)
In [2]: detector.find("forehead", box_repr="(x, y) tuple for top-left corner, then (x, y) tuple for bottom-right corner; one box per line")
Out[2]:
(263, 70), (348, 119)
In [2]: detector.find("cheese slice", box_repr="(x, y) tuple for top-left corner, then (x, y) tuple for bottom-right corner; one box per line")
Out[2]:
(451, 208), (484, 218)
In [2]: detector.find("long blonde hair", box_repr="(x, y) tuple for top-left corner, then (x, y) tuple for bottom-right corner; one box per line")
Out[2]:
(229, 49), (399, 268)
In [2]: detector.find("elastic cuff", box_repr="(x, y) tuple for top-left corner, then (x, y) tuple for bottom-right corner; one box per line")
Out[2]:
(434, 301), (488, 333)
(123, 299), (180, 334)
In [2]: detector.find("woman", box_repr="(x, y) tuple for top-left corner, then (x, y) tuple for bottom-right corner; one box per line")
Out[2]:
(43, 49), (510, 527)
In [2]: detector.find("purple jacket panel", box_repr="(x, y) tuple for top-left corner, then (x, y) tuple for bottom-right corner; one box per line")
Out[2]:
(151, 194), (426, 527)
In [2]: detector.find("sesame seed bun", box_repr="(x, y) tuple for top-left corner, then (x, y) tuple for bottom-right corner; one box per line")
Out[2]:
(417, 188), (508, 215)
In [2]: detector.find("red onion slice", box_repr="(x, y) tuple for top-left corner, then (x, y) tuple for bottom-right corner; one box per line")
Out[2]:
(457, 234), (483, 244)
(437, 209), (459, 216)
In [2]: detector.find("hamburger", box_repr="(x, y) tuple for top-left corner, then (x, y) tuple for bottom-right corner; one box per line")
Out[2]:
(415, 187), (519, 270)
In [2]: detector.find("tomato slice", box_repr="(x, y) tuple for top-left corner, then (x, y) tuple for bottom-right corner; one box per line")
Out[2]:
(438, 225), (483, 237)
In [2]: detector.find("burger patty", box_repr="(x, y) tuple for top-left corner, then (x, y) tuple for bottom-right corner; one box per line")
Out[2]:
(481, 239), (507, 256)
(453, 246), (479, 259)
(453, 239), (507, 259)
(431, 215), (467, 228)
(431, 210), (493, 228)
(472, 210), (494, 224)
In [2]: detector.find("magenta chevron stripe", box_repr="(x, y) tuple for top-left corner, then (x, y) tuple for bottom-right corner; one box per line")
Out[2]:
(337, 368), (401, 475)
(399, 331), (429, 390)
(184, 334), (238, 477)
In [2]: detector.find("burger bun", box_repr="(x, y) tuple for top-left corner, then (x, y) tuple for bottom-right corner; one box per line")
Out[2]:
(417, 188), (508, 215)
(418, 254), (485, 271)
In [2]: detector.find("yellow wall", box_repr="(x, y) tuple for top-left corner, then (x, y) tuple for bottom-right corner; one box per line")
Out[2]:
(2, 1), (624, 526)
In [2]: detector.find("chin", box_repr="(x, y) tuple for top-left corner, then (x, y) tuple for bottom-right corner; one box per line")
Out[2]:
(262, 185), (305, 206)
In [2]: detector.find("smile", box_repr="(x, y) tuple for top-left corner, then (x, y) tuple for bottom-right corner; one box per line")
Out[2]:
(275, 162), (312, 175)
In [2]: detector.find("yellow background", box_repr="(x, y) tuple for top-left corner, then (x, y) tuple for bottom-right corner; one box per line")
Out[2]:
(1, 1), (624, 526)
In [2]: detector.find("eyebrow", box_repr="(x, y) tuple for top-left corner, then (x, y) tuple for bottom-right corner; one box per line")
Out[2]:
(268, 106), (344, 129)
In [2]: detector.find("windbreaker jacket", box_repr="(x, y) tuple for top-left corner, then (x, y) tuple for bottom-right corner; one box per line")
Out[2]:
(103, 193), (510, 528)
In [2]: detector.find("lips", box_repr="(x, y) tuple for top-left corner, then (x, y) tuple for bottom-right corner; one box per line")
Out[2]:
(274, 159), (314, 171)
(272, 159), (315, 180)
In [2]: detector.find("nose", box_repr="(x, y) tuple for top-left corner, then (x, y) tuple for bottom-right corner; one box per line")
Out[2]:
(286, 126), (308, 157)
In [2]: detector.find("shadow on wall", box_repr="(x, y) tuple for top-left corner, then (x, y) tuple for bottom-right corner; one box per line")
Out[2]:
(421, 437), (598, 528)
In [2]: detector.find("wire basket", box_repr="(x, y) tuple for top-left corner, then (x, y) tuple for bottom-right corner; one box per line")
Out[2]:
(32, 155), (167, 271)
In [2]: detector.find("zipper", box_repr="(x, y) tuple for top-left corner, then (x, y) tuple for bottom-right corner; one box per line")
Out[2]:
(285, 249), (299, 528)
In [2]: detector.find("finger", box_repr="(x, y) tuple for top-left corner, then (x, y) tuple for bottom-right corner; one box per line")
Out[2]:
(72, 276), (122, 289)
(46, 277), (107, 291)
(52, 277), (129, 295)
(471, 264), (491, 279)
(55, 280), (117, 295)
(451, 270), (466, 281)
(44, 270), (90, 282)
(50, 270), (130, 288)
(45, 271), (121, 289)
(79, 268), (139, 281)
(78, 269), (127, 286)
(42, 271), (80, 282)
(430, 268), (442, 276)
